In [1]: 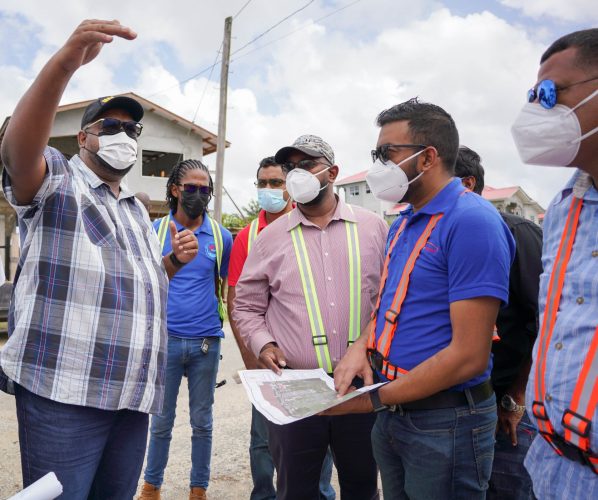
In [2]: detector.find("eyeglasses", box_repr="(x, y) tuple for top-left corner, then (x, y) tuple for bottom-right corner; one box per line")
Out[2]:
(254, 178), (285, 188)
(177, 183), (212, 195)
(371, 144), (426, 163)
(85, 118), (143, 139)
(527, 76), (598, 109)
(283, 159), (330, 171)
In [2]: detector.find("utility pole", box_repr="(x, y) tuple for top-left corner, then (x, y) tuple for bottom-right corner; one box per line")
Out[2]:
(213, 16), (232, 223)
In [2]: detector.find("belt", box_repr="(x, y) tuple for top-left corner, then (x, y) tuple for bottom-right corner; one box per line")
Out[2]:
(389, 380), (494, 411)
(539, 432), (598, 475)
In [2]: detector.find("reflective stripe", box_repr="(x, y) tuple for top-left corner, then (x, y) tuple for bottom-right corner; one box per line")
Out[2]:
(367, 213), (443, 380)
(208, 216), (226, 321)
(247, 218), (260, 253)
(289, 210), (361, 372)
(563, 325), (598, 450)
(157, 214), (170, 250)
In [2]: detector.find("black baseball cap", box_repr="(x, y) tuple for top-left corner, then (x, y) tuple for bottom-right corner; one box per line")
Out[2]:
(80, 95), (144, 128)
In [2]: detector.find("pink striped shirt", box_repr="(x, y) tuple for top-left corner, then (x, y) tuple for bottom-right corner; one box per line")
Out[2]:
(232, 198), (388, 371)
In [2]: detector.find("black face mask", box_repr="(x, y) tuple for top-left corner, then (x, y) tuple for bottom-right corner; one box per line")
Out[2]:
(180, 191), (211, 219)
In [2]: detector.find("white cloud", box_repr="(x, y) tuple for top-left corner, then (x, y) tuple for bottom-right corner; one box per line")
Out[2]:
(0, 1), (582, 213)
(500, 0), (598, 23)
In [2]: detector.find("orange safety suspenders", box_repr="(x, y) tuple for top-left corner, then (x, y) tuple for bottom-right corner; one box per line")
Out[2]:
(532, 196), (598, 474)
(367, 213), (444, 380)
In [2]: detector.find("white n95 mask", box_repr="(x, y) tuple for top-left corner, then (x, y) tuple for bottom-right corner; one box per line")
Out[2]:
(511, 88), (598, 167)
(96, 132), (138, 171)
(285, 167), (330, 204)
(365, 149), (425, 202)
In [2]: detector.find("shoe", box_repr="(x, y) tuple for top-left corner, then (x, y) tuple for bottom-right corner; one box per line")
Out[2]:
(137, 481), (161, 499)
(189, 487), (207, 500)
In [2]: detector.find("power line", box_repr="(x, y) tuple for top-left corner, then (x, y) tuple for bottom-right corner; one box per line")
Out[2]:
(233, 0), (254, 19)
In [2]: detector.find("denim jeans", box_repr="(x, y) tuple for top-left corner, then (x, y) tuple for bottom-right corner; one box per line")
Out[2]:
(488, 412), (536, 500)
(250, 406), (336, 500)
(372, 393), (497, 500)
(144, 336), (221, 489)
(14, 384), (148, 499)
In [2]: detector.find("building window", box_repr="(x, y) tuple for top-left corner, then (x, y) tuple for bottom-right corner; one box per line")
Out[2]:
(530, 215), (535, 222)
(365, 184), (371, 194)
(142, 150), (181, 177)
(349, 185), (360, 197)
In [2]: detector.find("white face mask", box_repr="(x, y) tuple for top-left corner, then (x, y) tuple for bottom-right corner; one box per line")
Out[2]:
(365, 149), (425, 202)
(511, 88), (598, 167)
(96, 132), (138, 171)
(285, 166), (330, 204)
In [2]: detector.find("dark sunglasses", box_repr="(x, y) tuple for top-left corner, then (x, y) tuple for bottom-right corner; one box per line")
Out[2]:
(177, 183), (212, 195)
(371, 144), (426, 164)
(527, 76), (598, 109)
(283, 159), (329, 171)
(254, 178), (285, 188)
(85, 118), (143, 139)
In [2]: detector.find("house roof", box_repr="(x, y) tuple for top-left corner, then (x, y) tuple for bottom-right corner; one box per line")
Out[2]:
(335, 170), (367, 186)
(481, 185), (519, 201)
(0, 91), (229, 156)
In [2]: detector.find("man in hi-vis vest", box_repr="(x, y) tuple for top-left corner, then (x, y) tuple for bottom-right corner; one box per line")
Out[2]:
(233, 135), (388, 500)
(328, 99), (515, 500)
(510, 28), (598, 500)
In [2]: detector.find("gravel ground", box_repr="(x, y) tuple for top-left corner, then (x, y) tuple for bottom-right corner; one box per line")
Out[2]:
(0, 325), (346, 499)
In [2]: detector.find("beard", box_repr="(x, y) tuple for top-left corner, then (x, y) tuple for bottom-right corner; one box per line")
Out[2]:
(400, 157), (422, 204)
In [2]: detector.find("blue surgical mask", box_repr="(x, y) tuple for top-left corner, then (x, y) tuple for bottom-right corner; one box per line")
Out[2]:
(257, 188), (288, 213)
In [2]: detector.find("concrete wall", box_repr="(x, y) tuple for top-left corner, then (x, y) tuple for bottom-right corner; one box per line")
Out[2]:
(337, 181), (391, 217)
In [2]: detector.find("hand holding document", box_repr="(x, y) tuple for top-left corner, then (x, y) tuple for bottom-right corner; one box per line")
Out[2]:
(239, 368), (386, 425)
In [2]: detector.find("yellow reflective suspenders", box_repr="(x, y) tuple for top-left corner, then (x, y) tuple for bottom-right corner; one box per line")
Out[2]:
(247, 218), (260, 253)
(290, 207), (361, 373)
(157, 213), (226, 321)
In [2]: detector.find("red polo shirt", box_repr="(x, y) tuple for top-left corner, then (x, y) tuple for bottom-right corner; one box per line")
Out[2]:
(228, 209), (269, 286)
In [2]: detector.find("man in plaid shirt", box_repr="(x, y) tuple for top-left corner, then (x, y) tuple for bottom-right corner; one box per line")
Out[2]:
(0, 20), (198, 499)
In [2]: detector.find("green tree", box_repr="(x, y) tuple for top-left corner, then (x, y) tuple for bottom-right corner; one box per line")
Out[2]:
(243, 199), (260, 220)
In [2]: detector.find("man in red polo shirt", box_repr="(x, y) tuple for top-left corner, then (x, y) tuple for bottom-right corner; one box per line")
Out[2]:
(228, 156), (335, 500)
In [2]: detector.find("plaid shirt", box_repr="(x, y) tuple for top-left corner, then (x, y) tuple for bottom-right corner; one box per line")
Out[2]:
(0, 147), (168, 414)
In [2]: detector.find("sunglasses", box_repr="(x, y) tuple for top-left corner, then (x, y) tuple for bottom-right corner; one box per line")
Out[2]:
(85, 118), (143, 139)
(254, 178), (285, 188)
(177, 183), (212, 195)
(371, 144), (426, 164)
(527, 76), (598, 109)
(283, 158), (330, 171)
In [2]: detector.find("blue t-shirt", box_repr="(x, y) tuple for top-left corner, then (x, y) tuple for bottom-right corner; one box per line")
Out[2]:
(154, 211), (232, 338)
(375, 179), (515, 389)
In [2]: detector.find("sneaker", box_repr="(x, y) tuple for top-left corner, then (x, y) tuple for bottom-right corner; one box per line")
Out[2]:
(189, 487), (207, 500)
(137, 482), (161, 499)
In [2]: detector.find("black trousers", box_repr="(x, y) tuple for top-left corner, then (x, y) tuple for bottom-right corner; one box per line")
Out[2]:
(267, 413), (379, 500)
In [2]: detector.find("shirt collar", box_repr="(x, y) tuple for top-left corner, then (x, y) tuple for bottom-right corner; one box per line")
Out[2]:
(286, 195), (357, 231)
(170, 210), (213, 235)
(552, 169), (598, 205)
(258, 209), (269, 230)
(416, 178), (466, 215)
(69, 154), (135, 200)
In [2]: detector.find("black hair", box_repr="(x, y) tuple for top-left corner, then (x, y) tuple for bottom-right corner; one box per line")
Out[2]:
(255, 156), (289, 178)
(455, 146), (485, 195)
(166, 159), (213, 213)
(376, 97), (460, 173)
(541, 29), (598, 71)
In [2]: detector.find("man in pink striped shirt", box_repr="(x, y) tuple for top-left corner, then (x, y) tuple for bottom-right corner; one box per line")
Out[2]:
(233, 135), (388, 500)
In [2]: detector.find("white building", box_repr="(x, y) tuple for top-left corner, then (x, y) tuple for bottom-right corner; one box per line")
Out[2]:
(336, 171), (544, 224)
(0, 92), (226, 279)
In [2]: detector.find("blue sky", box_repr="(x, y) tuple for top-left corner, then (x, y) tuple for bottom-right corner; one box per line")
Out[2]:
(0, 0), (595, 209)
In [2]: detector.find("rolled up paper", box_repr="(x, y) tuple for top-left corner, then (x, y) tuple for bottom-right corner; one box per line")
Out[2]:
(8, 472), (63, 500)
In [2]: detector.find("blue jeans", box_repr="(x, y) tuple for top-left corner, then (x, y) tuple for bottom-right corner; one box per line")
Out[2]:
(372, 393), (497, 500)
(250, 406), (336, 500)
(144, 336), (221, 489)
(488, 412), (536, 500)
(14, 384), (148, 499)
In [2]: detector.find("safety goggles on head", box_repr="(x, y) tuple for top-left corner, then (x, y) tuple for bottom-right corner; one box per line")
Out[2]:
(85, 118), (143, 139)
(283, 158), (330, 171)
(371, 144), (426, 164)
(527, 76), (598, 109)
(177, 183), (212, 195)
(254, 178), (285, 188)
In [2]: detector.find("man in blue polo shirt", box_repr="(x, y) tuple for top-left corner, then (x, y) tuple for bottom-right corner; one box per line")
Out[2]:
(138, 159), (232, 500)
(329, 98), (514, 499)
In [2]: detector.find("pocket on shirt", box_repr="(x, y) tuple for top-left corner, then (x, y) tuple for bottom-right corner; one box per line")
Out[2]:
(80, 199), (120, 248)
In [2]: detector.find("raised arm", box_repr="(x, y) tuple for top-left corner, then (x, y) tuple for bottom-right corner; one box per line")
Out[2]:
(1, 20), (136, 204)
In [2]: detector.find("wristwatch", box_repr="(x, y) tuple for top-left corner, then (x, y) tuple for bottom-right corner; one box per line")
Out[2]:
(369, 388), (388, 413)
(500, 394), (526, 413)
